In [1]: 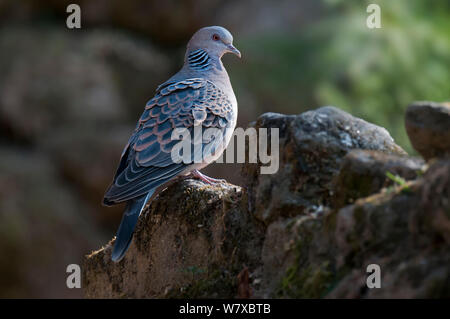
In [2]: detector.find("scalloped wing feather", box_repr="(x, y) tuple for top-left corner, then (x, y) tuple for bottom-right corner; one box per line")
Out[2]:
(103, 79), (234, 204)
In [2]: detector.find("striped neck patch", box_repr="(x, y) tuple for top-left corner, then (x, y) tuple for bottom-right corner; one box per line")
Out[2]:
(187, 49), (212, 71)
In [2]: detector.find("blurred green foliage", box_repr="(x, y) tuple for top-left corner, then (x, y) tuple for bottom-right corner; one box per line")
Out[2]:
(233, 0), (450, 154)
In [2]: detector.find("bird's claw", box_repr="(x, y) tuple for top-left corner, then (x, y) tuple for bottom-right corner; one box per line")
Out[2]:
(189, 169), (227, 185)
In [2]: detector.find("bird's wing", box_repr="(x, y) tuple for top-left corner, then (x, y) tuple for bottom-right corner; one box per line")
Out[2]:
(103, 78), (234, 205)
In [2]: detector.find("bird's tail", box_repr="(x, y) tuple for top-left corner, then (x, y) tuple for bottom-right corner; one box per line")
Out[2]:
(111, 190), (154, 262)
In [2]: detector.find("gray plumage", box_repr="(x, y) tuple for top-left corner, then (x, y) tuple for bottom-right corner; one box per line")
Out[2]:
(103, 26), (240, 262)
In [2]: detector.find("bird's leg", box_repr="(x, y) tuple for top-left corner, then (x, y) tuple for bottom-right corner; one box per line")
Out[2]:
(189, 169), (227, 185)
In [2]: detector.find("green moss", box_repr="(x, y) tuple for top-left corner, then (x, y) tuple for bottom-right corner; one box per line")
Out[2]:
(177, 186), (218, 233)
(155, 182), (253, 299)
(386, 171), (407, 187)
(276, 261), (334, 298)
(275, 218), (335, 298)
(386, 171), (413, 194)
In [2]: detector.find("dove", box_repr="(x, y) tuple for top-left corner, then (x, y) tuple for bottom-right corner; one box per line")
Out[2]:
(103, 26), (241, 262)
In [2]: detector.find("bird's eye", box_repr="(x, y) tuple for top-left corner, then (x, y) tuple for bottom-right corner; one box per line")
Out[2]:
(212, 34), (220, 41)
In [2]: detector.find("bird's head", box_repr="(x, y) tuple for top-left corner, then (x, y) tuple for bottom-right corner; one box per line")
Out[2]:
(186, 26), (241, 60)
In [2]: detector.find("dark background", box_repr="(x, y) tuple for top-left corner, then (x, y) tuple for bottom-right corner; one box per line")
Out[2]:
(0, 0), (448, 298)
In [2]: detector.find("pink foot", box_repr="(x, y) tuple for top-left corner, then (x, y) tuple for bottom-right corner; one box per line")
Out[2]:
(190, 169), (227, 185)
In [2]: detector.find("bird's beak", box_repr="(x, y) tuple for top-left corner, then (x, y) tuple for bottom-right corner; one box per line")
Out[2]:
(227, 44), (241, 58)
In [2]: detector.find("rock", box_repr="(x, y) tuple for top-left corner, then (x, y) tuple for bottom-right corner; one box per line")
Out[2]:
(242, 106), (406, 224)
(258, 214), (329, 298)
(332, 150), (425, 209)
(257, 159), (450, 298)
(328, 159), (450, 298)
(84, 106), (450, 299)
(83, 179), (264, 298)
(405, 101), (450, 161)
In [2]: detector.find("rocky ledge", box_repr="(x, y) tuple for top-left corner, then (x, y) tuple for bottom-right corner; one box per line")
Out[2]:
(84, 104), (450, 298)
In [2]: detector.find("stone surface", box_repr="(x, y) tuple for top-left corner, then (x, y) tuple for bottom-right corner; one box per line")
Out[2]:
(332, 150), (425, 209)
(256, 159), (450, 298)
(329, 159), (450, 298)
(83, 179), (264, 298)
(405, 101), (450, 161)
(84, 107), (450, 299)
(242, 106), (406, 224)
